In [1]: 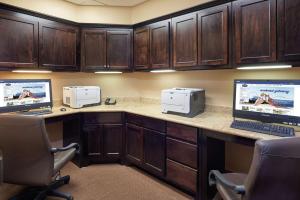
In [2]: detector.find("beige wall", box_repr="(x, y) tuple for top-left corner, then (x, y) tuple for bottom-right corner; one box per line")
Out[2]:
(0, 0), (212, 24)
(76, 6), (132, 24)
(1, 68), (300, 107)
(0, 0), (79, 22)
(0, 0), (132, 24)
(131, 0), (213, 24)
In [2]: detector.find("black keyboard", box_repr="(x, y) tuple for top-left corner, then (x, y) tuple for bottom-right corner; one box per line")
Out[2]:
(231, 120), (295, 137)
(20, 110), (53, 116)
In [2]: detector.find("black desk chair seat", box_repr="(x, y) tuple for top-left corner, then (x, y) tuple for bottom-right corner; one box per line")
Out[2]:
(0, 115), (79, 200)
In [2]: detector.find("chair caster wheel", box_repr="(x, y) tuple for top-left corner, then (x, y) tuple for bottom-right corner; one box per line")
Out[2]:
(62, 175), (70, 184)
(64, 179), (70, 184)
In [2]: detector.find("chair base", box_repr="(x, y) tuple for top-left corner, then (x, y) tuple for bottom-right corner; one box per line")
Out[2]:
(9, 175), (73, 200)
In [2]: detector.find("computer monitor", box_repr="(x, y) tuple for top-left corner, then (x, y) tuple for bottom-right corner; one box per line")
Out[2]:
(0, 79), (52, 113)
(233, 80), (300, 125)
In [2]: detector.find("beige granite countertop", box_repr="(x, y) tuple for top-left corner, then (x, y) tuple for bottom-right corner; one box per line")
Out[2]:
(42, 100), (300, 141)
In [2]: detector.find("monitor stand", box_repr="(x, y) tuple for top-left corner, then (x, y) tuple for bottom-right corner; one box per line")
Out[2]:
(17, 107), (53, 116)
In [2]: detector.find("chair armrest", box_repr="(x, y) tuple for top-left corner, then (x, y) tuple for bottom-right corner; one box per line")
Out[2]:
(209, 170), (246, 195)
(51, 143), (80, 154)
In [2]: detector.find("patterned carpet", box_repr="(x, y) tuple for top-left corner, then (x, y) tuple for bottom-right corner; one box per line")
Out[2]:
(1, 163), (193, 200)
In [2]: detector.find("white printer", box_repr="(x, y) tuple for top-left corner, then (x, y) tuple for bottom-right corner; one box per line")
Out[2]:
(63, 86), (101, 108)
(161, 88), (205, 117)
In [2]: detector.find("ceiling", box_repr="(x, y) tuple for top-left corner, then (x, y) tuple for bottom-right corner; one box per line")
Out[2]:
(65, 0), (148, 6)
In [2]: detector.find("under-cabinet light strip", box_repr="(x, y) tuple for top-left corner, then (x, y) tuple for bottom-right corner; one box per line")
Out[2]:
(150, 69), (176, 73)
(94, 71), (123, 74)
(12, 70), (52, 73)
(237, 65), (292, 70)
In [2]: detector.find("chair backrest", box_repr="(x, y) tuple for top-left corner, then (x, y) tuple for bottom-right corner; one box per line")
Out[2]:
(244, 137), (300, 200)
(0, 115), (54, 186)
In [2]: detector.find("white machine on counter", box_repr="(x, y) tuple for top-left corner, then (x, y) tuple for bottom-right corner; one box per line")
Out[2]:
(161, 88), (205, 117)
(63, 86), (101, 108)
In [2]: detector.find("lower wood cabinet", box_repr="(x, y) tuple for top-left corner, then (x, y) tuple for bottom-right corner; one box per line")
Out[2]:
(83, 112), (124, 163)
(166, 122), (199, 194)
(84, 124), (123, 163)
(144, 129), (166, 177)
(103, 125), (123, 162)
(126, 123), (144, 166)
(166, 137), (197, 169)
(126, 115), (166, 177)
(166, 159), (197, 193)
(85, 125), (103, 161)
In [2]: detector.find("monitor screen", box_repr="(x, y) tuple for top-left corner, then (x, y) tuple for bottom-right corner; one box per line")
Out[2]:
(0, 79), (52, 113)
(233, 80), (300, 125)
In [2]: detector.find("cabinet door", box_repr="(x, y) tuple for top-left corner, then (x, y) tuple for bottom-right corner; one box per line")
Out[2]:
(278, 0), (300, 62)
(172, 13), (198, 68)
(81, 29), (106, 71)
(134, 27), (150, 70)
(39, 20), (79, 71)
(150, 20), (171, 69)
(233, 0), (276, 64)
(143, 129), (166, 177)
(126, 123), (143, 166)
(198, 3), (231, 67)
(103, 124), (123, 162)
(0, 10), (38, 68)
(107, 30), (132, 70)
(83, 125), (103, 162)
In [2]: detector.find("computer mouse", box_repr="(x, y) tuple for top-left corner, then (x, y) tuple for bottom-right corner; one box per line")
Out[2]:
(60, 108), (67, 112)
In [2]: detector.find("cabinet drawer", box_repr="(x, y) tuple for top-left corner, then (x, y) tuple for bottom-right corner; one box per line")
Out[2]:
(167, 122), (198, 144)
(83, 112), (123, 124)
(127, 113), (166, 133)
(166, 159), (197, 193)
(143, 117), (166, 133)
(127, 113), (143, 126)
(167, 137), (197, 169)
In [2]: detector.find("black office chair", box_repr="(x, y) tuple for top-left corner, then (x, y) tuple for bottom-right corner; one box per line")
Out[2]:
(209, 137), (300, 200)
(0, 115), (79, 200)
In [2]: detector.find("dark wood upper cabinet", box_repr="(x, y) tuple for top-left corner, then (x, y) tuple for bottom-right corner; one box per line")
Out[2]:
(143, 129), (166, 177)
(277, 0), (300, 62)
(0, 9), (38, 69)
(150, 20), (171, 69)
(233, 0), (277, 64)
(3, 0), (300, 73)
(39, 19), (79, 71)
(134, 27), (150, 70)
(81, 29), (106, 71)
(107, 30), (132, 70)
(172, 12), (198, 69)
(198, 3), (231, 68)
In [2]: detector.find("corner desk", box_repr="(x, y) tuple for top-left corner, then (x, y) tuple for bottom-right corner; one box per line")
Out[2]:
(41, 103), (300, 200)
